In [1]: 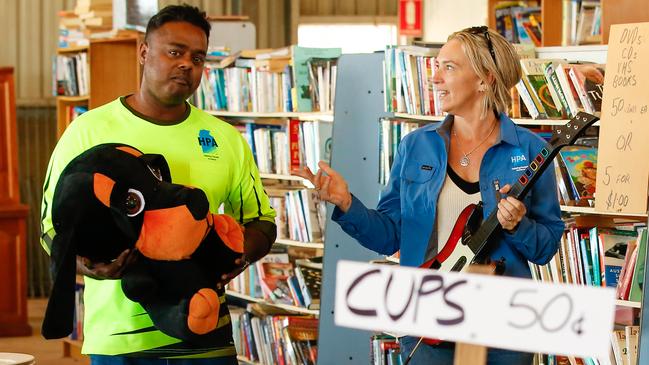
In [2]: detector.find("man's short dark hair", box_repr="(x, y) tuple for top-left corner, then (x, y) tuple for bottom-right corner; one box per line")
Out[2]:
(145, 4), (211, 41)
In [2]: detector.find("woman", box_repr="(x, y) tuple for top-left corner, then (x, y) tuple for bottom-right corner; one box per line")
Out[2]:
(294, 26), (564, 365)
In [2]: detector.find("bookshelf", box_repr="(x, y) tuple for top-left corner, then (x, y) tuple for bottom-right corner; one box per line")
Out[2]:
(393, 112), (604, 127)
(55, 36), (140, 137)
(488, 0), (649, 46)
(487, 0), (563, 46)
(226, 290), (319, 316)
(195, 47), (339, 364)
(206, 110), (334, 122)
(319, 44), (649, 363)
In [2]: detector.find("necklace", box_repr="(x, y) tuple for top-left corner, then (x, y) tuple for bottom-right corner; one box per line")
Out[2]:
(453, 122), (497, 167)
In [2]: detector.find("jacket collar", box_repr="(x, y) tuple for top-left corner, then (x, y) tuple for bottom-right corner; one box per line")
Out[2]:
(430, 112), (521, 147)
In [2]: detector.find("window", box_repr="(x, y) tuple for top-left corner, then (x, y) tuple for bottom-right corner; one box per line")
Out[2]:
(298, 23), (398, 53)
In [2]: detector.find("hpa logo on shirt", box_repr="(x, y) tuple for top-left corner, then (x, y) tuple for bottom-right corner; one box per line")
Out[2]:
(510, 148), (528, 172)
(197, 129), (219, 159)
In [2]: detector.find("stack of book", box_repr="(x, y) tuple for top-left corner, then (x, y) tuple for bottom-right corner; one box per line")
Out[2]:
(57, 0), (114, 48)
(531, 220), (647, 365)
(494, 3), (543, 46)
(515, 59), (605, 119)
(383, 45), (442, 116)
(233, 119), (332, 176)
(54, 53), (89, 96)
(231, 305), (318, 365)
(227, 249), (322, 310)
(194, 46), (341, 113)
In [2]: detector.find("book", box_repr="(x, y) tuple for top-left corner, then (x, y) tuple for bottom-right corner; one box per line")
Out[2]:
(628, 228), (648, 302)
(594, 228), (637, 287)
(559, 147), (598, 201)
(625, 326), (639, 365)
(291, 46), (341, 112)
(520, 58), (563, 118)
(610, 329), (628, 365)
(294, 258), (322, 309)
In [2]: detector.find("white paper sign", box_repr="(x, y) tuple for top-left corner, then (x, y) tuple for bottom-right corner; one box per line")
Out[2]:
(335, 260), (616, 359)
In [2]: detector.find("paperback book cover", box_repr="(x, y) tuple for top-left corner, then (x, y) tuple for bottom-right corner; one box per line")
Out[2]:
(559, 147), (598, 201)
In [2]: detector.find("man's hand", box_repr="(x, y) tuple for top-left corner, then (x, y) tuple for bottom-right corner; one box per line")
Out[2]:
(76, 249), (138, 280)
(216, 254), (250, 290)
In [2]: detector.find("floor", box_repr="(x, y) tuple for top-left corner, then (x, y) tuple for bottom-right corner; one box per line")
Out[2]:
(0, 298), (87, 365)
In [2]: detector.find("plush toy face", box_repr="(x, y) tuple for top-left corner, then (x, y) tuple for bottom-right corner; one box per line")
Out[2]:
(52, 144), (212, 262)
(43, 143), (243, 340)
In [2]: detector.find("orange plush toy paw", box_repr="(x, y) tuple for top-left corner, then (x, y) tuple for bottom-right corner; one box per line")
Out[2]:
(212, 214), (245, 254)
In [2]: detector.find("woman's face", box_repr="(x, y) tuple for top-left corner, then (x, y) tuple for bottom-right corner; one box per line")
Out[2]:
(432, 39), (484, 116)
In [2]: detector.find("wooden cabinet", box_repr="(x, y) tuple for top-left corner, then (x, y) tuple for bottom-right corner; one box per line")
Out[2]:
(56, 36), (141, 136)
(0, 67), (30, 337)
(601, 0), (649, 44)
(0, 67), (21, 205)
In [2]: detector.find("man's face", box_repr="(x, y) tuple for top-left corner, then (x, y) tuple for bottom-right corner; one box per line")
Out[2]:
(140, 21), (207, 105)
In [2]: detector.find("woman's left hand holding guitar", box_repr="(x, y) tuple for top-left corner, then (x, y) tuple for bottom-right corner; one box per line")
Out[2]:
(496, 184), (527, 232)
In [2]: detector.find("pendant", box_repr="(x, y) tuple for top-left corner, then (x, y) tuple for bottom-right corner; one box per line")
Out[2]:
(460, 155), (470, 167)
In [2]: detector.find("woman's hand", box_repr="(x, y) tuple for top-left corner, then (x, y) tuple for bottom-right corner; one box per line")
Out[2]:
(291, 161), (353, 213)
(496, 184), (527, 232)
(77, 248), (138, 280)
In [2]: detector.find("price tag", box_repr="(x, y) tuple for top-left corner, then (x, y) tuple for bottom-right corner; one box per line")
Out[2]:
(595, 22), (649, 214)
(335, 261), (616, 359)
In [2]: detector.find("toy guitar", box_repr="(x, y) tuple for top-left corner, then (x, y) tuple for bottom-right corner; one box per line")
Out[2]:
(420, 111), (600, 274)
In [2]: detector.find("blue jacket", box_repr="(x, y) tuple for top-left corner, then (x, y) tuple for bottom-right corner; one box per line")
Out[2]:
(332, 113), (565, 278)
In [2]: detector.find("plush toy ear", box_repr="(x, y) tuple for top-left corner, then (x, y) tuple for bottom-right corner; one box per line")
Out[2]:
(41, 229), (76, 339)
(140, 154), (172, 182)
(93, 172), (115, 207)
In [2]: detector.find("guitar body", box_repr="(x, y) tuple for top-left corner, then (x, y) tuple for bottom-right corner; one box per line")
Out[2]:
(420, 203), (483, 273)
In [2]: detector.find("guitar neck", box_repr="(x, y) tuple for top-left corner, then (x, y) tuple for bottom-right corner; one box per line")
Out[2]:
(467, 112), (599, 260)
(468, 136), (563, 253)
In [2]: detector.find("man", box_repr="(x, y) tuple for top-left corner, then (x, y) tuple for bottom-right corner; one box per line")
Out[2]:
(40, 5), (276, 364)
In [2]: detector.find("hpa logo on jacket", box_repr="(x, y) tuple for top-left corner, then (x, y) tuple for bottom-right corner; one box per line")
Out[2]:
(510, 148), (528, 172)
(197, 129), (219, 159)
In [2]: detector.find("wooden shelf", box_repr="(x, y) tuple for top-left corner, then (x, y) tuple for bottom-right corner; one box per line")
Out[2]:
(57, 95), (89, 102)
(226, 290), (319, 316)
(560, 205), (648, 218)
(275, 238), (324, 249)
(207, 110), (334, 122)
(512, 118), (601, 127)
(259, 173), (309, 182)
(62, 338), (89, 364)
(392, 113), (602, 127)
(392, 112), (444, 122)
(57, 45), (89, 54)
(617, 300), (642, 309)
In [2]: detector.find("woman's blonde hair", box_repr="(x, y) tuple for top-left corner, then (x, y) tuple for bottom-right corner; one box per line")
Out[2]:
(448, 26), (521, 119)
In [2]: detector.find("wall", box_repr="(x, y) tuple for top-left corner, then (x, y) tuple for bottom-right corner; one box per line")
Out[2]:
(423, 0), (488, 42)
(0, 0), (231, 106)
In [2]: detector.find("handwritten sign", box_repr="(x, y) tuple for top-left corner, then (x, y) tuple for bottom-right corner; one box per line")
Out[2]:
(335, 261), (616, 359)
(595, 23), (649, 214)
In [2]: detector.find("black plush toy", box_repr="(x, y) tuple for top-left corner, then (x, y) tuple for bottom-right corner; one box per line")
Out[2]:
(42, 143), (245, 344)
